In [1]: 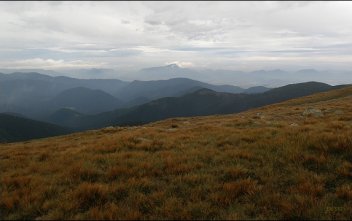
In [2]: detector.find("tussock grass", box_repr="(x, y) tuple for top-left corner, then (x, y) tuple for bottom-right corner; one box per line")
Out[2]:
(1, 86), (352, 219)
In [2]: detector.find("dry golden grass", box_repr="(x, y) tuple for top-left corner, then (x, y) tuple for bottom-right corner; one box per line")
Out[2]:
(1, 86), (352, 219)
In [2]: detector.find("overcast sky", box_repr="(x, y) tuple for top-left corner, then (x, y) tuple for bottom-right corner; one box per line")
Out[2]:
(1, 1), (352, 71)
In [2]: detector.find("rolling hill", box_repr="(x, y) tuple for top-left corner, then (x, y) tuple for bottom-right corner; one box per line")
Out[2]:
(0, 72), (128, 118)
(109, 82), (336, 126)
(0, 114), (71, 142)
(0, 85), (351, 219)
(113, 77), (245, 102)
(47, 108), (85, 127)
(51, 81), (341, 130)
(49, 87), (123, 114)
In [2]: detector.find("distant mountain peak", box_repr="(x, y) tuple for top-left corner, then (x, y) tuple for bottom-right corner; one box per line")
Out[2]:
(166, 63), (180, 69)
(141, 64), (182, 72)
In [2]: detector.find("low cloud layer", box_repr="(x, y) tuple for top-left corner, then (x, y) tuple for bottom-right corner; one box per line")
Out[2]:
(1, 1), (352, 71)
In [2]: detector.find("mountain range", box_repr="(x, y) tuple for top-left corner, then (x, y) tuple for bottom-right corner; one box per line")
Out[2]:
(129, 64), (352, 87)
(0, 71), (270, 119)
(47, 81), (344, 130)
(0, 70), (350, 142)
(2, 64), (352, 87)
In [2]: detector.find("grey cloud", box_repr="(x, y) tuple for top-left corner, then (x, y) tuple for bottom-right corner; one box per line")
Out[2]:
(145, 19), (162, 26)
(0, 1), (352, 72)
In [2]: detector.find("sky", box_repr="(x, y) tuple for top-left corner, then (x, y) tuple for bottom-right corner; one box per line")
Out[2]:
(1, 1), (352, 72)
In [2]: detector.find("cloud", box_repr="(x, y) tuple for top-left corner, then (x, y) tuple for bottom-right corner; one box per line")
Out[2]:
(0, 58), (105, 69)
(0, 1), (352, 72)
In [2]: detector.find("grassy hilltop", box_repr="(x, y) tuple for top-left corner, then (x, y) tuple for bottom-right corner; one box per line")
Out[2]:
(0, 86), (352, 219)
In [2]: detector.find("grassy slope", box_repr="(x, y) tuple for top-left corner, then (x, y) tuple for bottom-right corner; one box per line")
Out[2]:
(0, 86), (352, 219)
